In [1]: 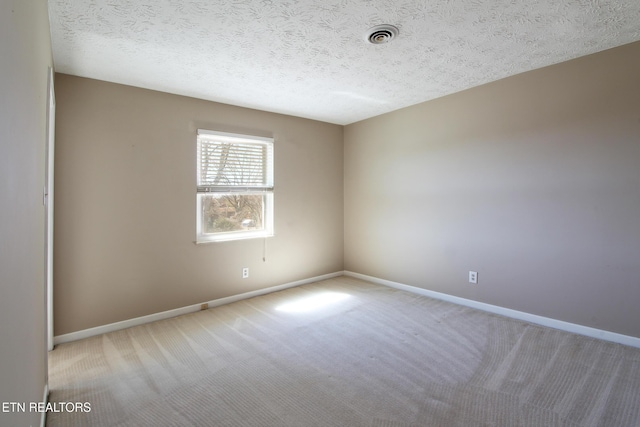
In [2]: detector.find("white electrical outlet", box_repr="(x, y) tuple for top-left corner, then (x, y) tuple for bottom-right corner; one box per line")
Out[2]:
(469, 271), (478, 284)
(242, 267), (249, 279)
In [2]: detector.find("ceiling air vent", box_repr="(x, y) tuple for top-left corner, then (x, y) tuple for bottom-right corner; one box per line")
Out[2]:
(365, 24), (399, 45)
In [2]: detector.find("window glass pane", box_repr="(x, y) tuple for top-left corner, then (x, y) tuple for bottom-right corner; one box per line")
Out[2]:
(201, 193), (264, 234)
(196, 130), (273, 242)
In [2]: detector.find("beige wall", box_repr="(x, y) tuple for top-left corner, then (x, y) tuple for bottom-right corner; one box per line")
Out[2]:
(54, 74), (344, 335)
(55, 41), (640, 339)
(0, 0), (52, 425)
(345, 42), (640, 338)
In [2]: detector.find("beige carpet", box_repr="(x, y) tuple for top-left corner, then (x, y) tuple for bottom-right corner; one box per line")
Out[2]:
(47, 276), (640, 426)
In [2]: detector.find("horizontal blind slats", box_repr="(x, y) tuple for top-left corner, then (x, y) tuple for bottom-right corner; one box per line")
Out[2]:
(197, 137), (273, 188)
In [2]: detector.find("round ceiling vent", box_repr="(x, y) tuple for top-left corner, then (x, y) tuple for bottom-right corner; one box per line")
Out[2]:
(365, 24), (399, 44)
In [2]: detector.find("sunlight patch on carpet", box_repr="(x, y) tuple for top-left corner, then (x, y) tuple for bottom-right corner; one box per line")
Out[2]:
(275, 292), (351, 313)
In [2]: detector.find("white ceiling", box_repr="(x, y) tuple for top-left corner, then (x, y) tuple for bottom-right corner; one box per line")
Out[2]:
(48, 0), (640, 125)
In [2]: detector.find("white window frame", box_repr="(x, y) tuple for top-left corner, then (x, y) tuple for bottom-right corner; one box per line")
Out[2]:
(196, 129), (274, 243)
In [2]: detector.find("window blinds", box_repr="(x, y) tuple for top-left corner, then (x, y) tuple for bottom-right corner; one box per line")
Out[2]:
(197, 130), (274, 192)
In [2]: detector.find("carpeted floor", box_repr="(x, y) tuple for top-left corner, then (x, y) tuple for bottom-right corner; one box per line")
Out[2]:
(47, 276), (640, 426)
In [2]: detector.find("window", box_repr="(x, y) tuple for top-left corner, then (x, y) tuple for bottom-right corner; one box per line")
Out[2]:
(196, 130), (274, 242)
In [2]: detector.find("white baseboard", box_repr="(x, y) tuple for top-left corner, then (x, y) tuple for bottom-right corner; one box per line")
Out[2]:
(344, 271), (640, 349)
(40, 383), (48, 427)
(54, 271), (343, 345)
(54, 270), (640, 349)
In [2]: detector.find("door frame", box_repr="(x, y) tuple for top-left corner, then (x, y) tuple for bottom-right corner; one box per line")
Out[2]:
(45, 67), (55, 351)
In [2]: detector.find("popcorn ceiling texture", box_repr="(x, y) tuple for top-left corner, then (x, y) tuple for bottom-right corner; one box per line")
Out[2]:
(48, 0), (640, 125)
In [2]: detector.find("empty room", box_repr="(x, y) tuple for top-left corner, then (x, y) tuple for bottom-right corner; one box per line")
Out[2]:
(2, 0), (640, 426)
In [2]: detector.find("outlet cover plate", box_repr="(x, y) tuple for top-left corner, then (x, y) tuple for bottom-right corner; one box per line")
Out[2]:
(469, 271), (478, 284)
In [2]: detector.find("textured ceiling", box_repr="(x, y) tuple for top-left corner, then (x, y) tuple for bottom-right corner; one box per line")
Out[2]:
(48, 0), (640, 125)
